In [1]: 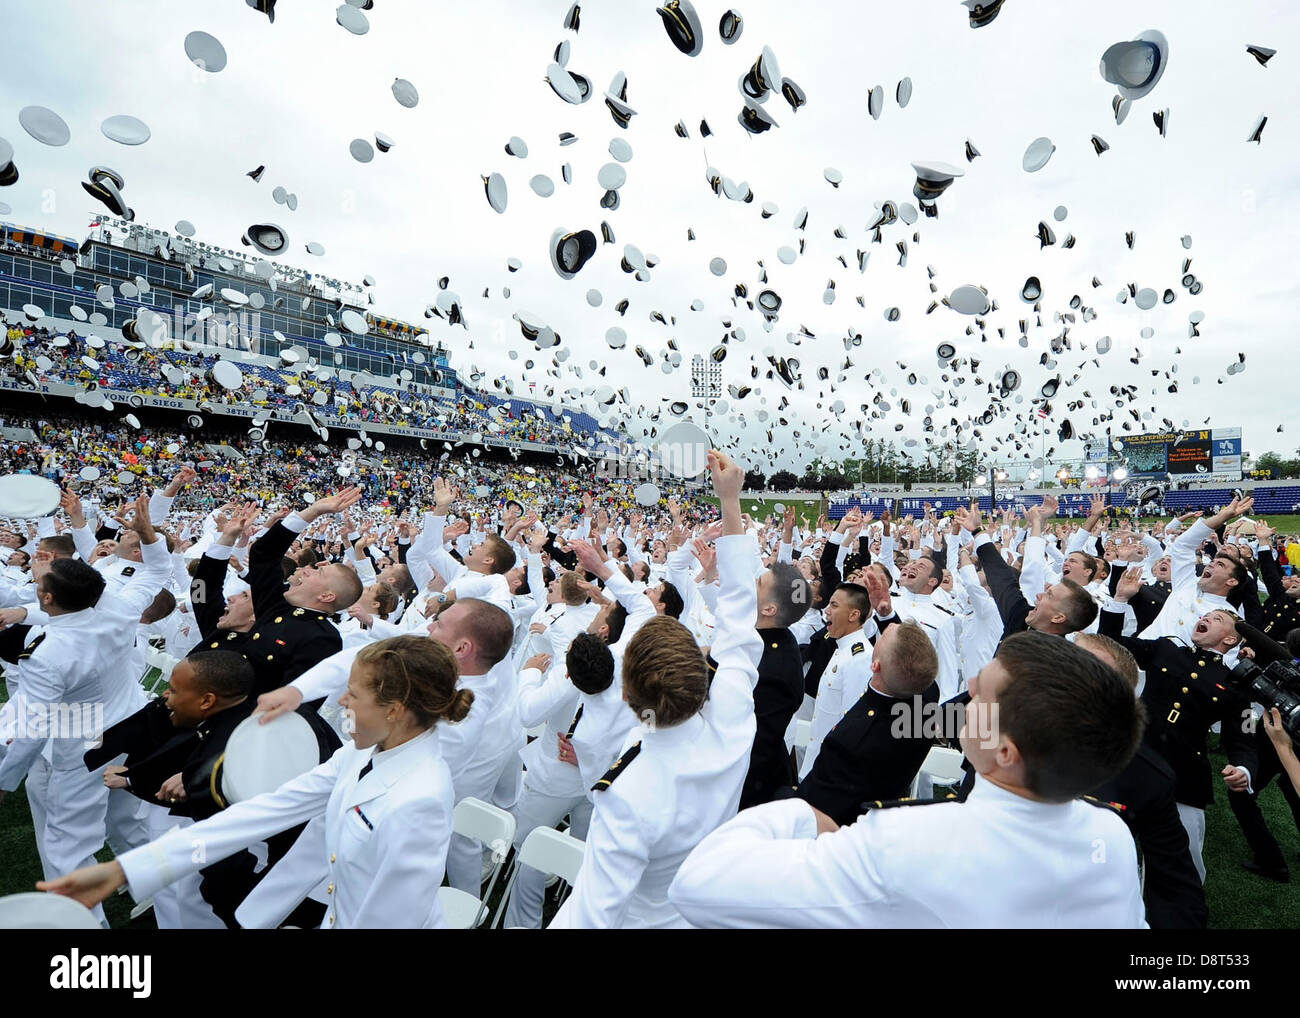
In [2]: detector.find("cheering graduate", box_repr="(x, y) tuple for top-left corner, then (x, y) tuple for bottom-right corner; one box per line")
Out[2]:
(39, 636), (471, 929)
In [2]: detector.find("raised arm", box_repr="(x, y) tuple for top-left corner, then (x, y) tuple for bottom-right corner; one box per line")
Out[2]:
(251, 487), (364, 616)
(703, 450), (762, 732)
(149, 465), (197, 527)
(571, 540), (654, 622)
(1017, 505), (1050, 603)
(38, 746), (347, 910)
(192, 505), (258, 639)
(59, 490), (98, 563)
(99, 495), (173, 628)
(1253, 522), (1286, 601)
(961, 505), (1030, 636)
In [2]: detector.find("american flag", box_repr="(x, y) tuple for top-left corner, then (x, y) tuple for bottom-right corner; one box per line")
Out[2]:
(1036, 407), (1048, 419)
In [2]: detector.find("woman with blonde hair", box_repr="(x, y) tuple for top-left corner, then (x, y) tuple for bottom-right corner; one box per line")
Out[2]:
(39, 635), (471, 929)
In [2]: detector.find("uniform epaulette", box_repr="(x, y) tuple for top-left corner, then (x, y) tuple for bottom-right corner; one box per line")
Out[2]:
(592, 741), (642, 792)
(860, 792), (960, 812)
(120, 566), (136, 577)
(851, 641), (866, 655)
(17, 632), (46, 660)
(1080, 794), (1126, 816)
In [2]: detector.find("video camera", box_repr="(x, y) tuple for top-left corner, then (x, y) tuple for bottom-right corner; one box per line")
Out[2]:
(1230, 621), (1300, 741)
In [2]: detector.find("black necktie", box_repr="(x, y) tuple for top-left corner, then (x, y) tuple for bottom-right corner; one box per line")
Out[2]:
(566, 704), (584, 738)
(358, 758), (374, 781)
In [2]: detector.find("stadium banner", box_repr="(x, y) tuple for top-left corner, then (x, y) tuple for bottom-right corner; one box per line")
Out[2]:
(1211, 430), (1242, 475)
(0, 378), (563, 454)
(1118, 428), (1238, 477)
(1168, 434), (1213, 474)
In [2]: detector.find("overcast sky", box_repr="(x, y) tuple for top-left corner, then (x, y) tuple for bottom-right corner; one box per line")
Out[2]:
(1, 0), (1295, 475)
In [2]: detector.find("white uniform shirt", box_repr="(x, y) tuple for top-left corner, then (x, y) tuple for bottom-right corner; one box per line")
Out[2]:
(440, 659), (523, 805)
(550, 533), (763, 929)
(668, 776), (1147, 929)
(120, 728), (454, 929)
(516, 665), (585, 799)
(569, 679), (638, 794)
(800, 628), (876, 779)
(789, 607), (823, 647)
(0, 535), (171, 789)
(1139, 519), (1241, 654)
(406, 513), (513, 614)
(890, 589), (963, 700)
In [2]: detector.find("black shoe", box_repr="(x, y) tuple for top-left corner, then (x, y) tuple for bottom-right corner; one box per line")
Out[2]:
(1241, 861), (1290, 883)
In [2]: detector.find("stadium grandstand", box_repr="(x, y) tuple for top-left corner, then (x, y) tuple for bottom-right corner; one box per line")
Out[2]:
(0, 215), (620, 456)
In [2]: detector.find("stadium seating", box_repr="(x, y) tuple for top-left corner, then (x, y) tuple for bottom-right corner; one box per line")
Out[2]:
(826, 486), (1300, 519)
(5, 326), (615, 450)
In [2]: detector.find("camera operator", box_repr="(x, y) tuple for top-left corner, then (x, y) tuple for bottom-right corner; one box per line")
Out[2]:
(1223, 630), (1300, 883)
(1264, 708), (1300, 803)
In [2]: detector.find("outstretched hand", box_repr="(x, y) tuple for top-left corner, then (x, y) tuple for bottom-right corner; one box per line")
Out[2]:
(36, 861), (127, 909)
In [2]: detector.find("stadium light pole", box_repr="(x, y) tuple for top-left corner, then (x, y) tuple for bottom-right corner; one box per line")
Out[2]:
(1110, 465), (1128, 513)
(973, 466), (1008, 512)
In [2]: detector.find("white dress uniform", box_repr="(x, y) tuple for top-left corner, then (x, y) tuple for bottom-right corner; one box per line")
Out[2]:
(91, 554), (136, 596)
(568, 677), (638, 794)
(800, 628), (876, 779)
(955, 565), (1001, 680)
(507, 592), (539, 651)
(510, 599), (567, 673)
(549, 533), (763, 929)
(668, 775), (1148, 929)
(0, 572), (36, 612)
(440, 658), (524, 893)
(601, 561), (659, 685)
(523, 602), (600, 672)
(888, 589), (963, 700)
(335, 614), (374, 650)
(666, 545), (716, 646)
(370, 588), (439, 638)
(788, 607), (823, 647)
(1138, 519), (1240, 654)
(408, 512), (513, 614)
(139, 810), (225, 929)
(119, 728), (454, 929)
(502, 664), (592, 928)
(0, 534), (171, 924)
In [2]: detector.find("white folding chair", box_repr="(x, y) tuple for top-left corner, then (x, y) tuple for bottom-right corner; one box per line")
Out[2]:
(908, 745), (967, 798)
(437, 798), (515, 929)
(490, 826), (586, 929)
(141, 647), (179, 695)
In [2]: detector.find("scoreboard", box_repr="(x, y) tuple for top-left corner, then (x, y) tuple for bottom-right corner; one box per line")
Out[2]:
(1119, 428), (1241, 476)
